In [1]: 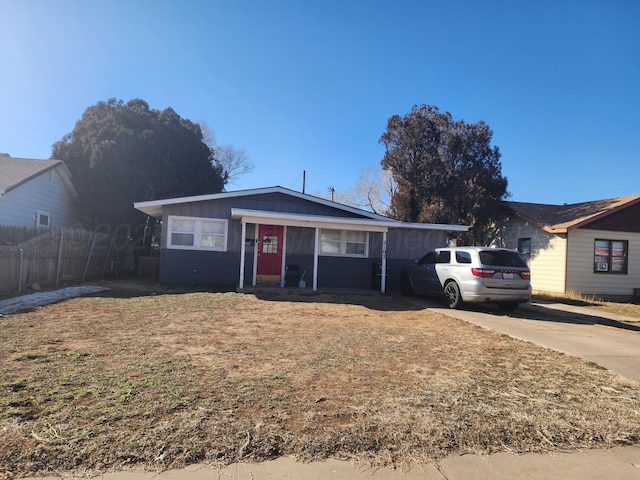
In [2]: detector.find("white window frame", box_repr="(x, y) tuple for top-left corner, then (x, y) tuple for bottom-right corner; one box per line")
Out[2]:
(319, 229), (369, 258)
(35, 210), (51, 228)
(167, 215), (228, 251)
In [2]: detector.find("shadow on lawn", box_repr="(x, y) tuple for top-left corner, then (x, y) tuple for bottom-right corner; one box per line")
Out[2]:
(89, 279), (426, 312)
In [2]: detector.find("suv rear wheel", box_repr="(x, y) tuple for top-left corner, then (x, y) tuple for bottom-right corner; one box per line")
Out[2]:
(444, 281), (463, 309)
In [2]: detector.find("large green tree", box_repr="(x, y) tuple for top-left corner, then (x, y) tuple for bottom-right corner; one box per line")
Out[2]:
(52, 99), (226, 239)
(380, 105), (508, 244)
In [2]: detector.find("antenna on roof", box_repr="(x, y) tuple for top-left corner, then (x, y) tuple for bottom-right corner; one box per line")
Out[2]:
(302, 170), (306, 194)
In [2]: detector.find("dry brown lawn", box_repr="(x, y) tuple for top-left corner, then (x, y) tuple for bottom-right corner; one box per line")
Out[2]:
(1, 283), (639, 478)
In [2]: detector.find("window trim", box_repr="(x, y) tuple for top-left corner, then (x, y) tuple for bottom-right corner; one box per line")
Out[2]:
(167, 215), (228, 251)
(319, 229), (369, 258)
(35, 210), (51, 228)
(594, 239), (628, 274)
(518, 238), (532, 257)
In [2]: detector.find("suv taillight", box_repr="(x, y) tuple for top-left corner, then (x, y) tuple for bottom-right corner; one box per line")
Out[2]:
(472, 268), (531, 280)
(471, 268), (496, 278)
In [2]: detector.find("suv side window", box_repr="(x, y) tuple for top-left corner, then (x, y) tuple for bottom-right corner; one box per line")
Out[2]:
(418, 252), (437, 265)
(455, 251), (472, 264)
(436, 251), (451, 263)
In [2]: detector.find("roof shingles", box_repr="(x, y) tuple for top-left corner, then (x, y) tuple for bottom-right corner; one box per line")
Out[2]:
(0, 157), (63, 195)
(507, 195), (640, 233)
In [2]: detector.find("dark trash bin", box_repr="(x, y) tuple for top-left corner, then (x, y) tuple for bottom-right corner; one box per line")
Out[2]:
(285, 265), (300, 287)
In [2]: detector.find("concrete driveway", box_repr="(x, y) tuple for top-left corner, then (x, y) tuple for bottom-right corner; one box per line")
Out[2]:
(407, 297), (640, 382)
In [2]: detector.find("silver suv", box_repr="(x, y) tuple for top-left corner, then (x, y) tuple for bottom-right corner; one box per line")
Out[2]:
(401, 246), (531, 311)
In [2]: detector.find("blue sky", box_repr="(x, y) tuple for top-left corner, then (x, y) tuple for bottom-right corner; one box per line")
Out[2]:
(1, 0), (638, 205)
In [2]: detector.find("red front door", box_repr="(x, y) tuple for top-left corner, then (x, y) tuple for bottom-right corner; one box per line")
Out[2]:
(257, 224), (284, 281)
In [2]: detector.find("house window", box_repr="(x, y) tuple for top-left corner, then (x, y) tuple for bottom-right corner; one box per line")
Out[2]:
(167, 216), (228, 251)
(36, 211), (51, 227)
(320, 229), (368, 257)
(518, 238), (531, 263)
(594, 239), (628, 274)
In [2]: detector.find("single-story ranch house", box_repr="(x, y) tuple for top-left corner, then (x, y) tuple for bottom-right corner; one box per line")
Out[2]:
(134, 186), (468, 292)
(500, 194), (640, 300)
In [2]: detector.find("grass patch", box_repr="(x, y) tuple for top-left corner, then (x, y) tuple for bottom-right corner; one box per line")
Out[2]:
(1, 288), (639, 478)
(534, 291), (640, 320)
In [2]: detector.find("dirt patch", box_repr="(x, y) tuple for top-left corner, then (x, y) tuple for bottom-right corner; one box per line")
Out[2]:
(1, 285), (639, 478)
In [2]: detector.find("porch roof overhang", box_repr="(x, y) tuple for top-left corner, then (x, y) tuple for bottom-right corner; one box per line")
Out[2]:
(231, 208), (391, 232)
(231, 208), (469, 233)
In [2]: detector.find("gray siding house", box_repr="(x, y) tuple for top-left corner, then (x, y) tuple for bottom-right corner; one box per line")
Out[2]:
(500, 195), (640, 300)
(0, 155), (80, 228)
(134, 186), (468, 292)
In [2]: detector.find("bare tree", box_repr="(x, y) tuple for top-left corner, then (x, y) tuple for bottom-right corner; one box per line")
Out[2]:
(345, 167), (396, 215)
(312, 168), (396, 215)
(199, 121), (254, 184)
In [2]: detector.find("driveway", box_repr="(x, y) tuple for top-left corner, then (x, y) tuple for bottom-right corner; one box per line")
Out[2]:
(407, 297), (640, 382)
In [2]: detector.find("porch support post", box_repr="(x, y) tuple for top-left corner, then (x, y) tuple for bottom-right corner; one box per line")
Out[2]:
(313, 227), (319, 291)
(252, 224), (259, 286)
(280, 226), (288, 283)
(239, 221), (247, 290)
(381, 230), (388, 294)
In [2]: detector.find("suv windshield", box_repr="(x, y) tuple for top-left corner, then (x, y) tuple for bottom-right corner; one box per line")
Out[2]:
(479, 250), (528, 268)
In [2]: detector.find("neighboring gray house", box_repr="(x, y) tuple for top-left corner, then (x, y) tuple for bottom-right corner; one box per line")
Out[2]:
(500, 195), (640, 300)
(134, 186), (468, 292)
(0, 154), (80, 228)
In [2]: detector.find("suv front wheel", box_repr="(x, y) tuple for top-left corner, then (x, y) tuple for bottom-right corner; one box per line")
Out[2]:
(444, 281), (463, 309)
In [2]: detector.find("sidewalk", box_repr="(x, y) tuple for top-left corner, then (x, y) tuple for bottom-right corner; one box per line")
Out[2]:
(25, 446), (640, 479)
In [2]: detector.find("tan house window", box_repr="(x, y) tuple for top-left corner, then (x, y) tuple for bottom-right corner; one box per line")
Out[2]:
(594, 239), (628, 274)
(518, 238), (531, 256)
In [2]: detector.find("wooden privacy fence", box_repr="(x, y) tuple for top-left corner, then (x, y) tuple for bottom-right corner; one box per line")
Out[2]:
(0, 226), (132, 295)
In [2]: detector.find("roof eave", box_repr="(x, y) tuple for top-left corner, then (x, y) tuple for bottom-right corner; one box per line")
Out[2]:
(565, 195), (640, 231)
(133, 186), (393, 222)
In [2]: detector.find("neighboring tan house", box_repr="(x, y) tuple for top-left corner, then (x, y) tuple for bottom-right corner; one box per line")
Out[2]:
(0, 154), (80, 229)
(500, 195), (640, 300)
(134, 186), (468, 293)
